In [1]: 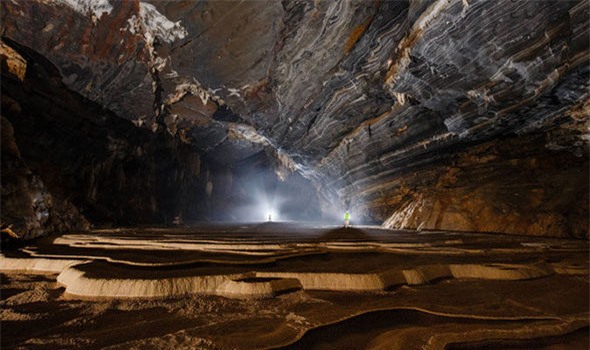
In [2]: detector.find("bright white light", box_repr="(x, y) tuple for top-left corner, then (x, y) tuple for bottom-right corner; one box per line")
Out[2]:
(228, 169), (289, 222)
(264, 207), (279, 222)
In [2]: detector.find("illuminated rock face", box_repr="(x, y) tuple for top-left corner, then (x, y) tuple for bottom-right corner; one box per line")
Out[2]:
(1, 0), (588, 237)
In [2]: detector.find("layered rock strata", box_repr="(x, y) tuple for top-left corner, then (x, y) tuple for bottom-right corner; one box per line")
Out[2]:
(1, 0), (588, 237)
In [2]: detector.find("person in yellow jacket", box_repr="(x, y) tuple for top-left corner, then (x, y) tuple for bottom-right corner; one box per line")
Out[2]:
(344, 210), (351, 228)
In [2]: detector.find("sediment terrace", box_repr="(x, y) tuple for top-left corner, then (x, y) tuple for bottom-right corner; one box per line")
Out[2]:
(1, 223), (588, 349)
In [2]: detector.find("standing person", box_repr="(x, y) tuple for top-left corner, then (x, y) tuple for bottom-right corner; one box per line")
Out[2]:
(344, 210), (351, 228)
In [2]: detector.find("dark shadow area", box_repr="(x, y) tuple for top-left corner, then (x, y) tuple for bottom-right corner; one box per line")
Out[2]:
(235, 277), (281, 283)
(280, 308), (583, 350)
(317, 227), (370, 241)
(278, 309), (480, 349)
(1, 287), (27, 299)
(447, 326), (589, 350)
(1, 237), (30, 251)
(272, 287), (303, 297)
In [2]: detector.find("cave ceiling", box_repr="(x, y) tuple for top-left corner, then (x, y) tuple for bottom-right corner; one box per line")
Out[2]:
(1, 0), (588, 235)
(2, 0), (586, 165)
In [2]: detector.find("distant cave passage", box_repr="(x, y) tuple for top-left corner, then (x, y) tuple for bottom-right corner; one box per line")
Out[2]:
(0, 38), (322, 239)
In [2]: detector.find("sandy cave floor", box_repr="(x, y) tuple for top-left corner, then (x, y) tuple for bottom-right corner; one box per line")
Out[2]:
(1, 223), (588, 349)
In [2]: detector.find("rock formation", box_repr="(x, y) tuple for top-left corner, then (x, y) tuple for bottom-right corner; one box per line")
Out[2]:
(1, 0), (588, 238)
(1, 225), (588, 348)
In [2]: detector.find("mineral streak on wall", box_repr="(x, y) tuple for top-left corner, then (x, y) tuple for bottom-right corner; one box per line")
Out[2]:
(1, 0), (588, 238)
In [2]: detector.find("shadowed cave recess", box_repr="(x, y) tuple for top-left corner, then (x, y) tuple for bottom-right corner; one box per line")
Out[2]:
(1, 0), (588, 239)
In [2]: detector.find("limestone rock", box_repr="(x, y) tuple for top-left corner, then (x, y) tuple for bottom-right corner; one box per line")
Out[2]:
(0, 0), (588, 237)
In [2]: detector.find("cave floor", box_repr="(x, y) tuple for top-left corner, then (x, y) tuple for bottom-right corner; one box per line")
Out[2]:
(1, 223), (588, 349)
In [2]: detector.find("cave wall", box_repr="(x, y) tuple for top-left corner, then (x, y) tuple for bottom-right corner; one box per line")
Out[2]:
(1, 114), (90, 239)
(379, 131), (588, 237)
(1, 0), (588, 238)
(313, 63), (589, 237)
(1, 40), (91, 239)
(0, 38), (312, 239)
(0, 39), (203, 237)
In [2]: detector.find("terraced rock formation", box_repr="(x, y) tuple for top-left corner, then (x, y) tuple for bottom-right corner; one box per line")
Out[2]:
(1, 224), (588, 348)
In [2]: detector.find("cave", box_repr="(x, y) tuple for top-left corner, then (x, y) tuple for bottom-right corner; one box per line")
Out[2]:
(1, 0), (588, 349)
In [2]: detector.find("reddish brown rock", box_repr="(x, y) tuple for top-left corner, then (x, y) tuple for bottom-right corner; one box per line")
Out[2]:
(378, 134), (588, 237)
